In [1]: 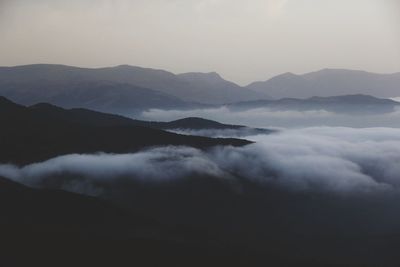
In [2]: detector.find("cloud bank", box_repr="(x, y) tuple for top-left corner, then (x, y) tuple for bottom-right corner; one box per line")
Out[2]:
(0, 146), (226, 195)
(1, 127), (400, 196)
(167, 127), (276, 138)
(141, 107), (400, 128)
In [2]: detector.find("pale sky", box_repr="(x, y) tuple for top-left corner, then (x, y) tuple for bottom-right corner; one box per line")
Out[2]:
(0, 0), (399, 85)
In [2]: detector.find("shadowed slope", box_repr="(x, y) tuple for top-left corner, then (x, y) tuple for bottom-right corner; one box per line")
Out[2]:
(0, 97), (251, 164)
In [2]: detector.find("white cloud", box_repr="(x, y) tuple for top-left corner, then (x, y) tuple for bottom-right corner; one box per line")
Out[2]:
(141, 107), (400, 128)
(1, 127), (400, 195)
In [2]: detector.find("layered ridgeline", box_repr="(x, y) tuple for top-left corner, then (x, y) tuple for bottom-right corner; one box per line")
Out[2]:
(248, 69), (400, 99)
(1, 65), (400, 117)
(0, 64), (267, 109)
(228, 94), (400, 115)
(0, 97), (251, 165)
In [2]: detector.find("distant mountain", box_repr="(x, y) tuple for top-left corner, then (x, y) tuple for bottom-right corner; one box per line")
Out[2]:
(228, 94), (400, 115)
(176, 71), (267, 103)
(248, 69), (400, 99)
(0, 64), (268, 105)
(0, 97), (251, 164)
(0, 80), (192, 116)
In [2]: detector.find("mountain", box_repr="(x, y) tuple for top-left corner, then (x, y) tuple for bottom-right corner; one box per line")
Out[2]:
(26, 102), (263, 130)
(0, 97), (251, 164)
(0, 64), (268, 106)
(0, 176), (137, 233)
(0, 175), (271, 267)
(153, 117), (246, 130)
(3, 171), (400, 267)
(0, 80), (192, 116)
(229, 94), (400, 115)
(23, 101), (274, 137)
(176, 71), (268, 103)
(248, 69), (400, 99)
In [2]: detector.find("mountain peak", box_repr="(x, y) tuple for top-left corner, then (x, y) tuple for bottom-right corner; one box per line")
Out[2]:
(178, 71), (224, 81)
(279, 72), (297, 77)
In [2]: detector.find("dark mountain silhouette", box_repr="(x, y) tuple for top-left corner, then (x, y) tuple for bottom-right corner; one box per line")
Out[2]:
(154, 117), (245, 130)
(229, 94), (400, 114)
(0, 175), (273, 267)
(0, 64), (267, 105)
(2, 171), (400, 267)
(26, 101), (267, 131)
(248, 69), (400, 99)
(0, 97), (251, 164)
(0, 175), (137, 232)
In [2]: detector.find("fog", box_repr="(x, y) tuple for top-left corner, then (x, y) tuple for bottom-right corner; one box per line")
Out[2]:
(141, 107), (400, 128)
(1, 127), (400, 195)
(167, 127), (276, 138)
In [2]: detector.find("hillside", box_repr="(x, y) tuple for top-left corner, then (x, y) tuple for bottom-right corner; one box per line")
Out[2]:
(0, 97), (251, 164)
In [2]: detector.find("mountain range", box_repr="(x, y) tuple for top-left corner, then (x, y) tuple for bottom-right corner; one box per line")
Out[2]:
(247, 69), (400, 99)
(229, 94), (400, 115)
(0, 64), (267, 106)
(1, 65), (399, 117)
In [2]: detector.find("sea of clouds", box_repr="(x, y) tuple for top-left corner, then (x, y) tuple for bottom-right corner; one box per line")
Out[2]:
(1, 127), (400, 196)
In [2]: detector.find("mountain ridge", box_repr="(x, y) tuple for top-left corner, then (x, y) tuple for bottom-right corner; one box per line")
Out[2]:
(228, 94), (400, 115)
(248, 68), (400, 99)
(0, 64), (267, 105)
(0, 97), (251, 165)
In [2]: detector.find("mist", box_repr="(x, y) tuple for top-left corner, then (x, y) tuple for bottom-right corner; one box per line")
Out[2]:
(141, 107), (400, 128)
(1, 127), (400, 195)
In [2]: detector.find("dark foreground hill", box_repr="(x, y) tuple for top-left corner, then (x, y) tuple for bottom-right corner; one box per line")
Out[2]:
(0, 176), (269, 267)
(1, 172), (400, 267)
(0, 97), (251, 165)
(27, 102), (274, 135)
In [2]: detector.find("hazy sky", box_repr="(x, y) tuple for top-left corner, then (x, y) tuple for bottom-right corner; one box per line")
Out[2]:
(0, 0), (399, 84)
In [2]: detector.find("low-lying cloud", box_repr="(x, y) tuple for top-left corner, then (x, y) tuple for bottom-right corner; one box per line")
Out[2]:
(1, 127), (400, 196)
(0, 147), (225, 195)
(141, 107), (400, 128)
(167, 127), (275, 138)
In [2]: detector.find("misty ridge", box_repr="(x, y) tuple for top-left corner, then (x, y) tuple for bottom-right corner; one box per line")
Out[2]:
(1, 64), (400, 266)
(1, 64), (400, 119)
(2, 127), (400, 195)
